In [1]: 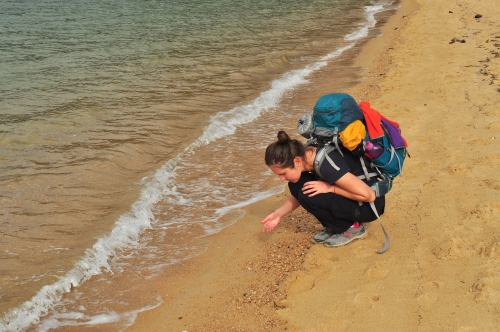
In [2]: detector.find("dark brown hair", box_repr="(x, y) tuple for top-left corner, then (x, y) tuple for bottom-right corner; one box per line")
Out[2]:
(264, 131), (305, 168)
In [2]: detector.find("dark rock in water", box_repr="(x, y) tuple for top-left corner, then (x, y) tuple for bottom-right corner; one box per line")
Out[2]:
(475, 14), (483, 18)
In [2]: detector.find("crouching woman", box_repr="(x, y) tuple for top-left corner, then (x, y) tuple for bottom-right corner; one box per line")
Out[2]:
(260, 130), (385, 247)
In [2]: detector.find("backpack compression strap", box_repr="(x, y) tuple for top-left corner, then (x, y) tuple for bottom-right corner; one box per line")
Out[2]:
(332, 128), (343, 157)
(369, 201), (390, 254)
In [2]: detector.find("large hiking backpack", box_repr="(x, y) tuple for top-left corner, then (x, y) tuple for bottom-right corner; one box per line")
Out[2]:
(297, 93), (408, 186)
(297, 93), (409, 253)
(297, 93), (364, 151)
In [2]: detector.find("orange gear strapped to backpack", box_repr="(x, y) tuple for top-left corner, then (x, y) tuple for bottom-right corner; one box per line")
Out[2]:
(359, 101), (408, 148)
(338, 120), (366, 151)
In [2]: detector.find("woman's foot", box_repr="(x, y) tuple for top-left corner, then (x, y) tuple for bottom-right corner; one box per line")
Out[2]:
(312, 227), (335, 244)
(323, 222), (367, 247)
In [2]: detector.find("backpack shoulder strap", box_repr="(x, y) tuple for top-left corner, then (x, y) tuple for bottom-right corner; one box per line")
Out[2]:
(358, 157), (374, 181)
(314, 144), (339, 180)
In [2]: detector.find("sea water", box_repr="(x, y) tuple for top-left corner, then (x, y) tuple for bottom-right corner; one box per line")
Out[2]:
(0, 0), (397, 330)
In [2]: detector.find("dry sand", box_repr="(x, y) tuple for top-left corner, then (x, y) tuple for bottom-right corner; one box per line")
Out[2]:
(128, 0), (500, 330)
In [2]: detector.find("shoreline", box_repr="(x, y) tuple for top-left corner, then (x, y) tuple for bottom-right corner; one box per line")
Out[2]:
(126, 1), (414, 330)
(128, 0), (500, 330)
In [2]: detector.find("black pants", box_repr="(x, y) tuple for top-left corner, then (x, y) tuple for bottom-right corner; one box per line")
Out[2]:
(290, 172), (385, 234)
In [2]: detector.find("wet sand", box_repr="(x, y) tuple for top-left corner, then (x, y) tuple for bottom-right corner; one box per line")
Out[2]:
(127, 0), (500, 330)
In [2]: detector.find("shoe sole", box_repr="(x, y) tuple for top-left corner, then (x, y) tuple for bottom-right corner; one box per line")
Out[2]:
(311, 231), (334, 244)
(311, 237), (328, 244)
(323, 230), (367, 248)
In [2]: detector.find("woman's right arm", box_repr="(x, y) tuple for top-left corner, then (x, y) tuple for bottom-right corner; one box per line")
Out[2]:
(260, 195), (300, 232)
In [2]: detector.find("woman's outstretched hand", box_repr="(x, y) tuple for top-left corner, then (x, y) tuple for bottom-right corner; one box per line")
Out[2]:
(260, 212), (281, 232)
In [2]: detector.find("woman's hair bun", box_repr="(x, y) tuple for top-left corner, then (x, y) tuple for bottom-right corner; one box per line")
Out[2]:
(277, 130), (290, 143)
(265, 130), (304, 167)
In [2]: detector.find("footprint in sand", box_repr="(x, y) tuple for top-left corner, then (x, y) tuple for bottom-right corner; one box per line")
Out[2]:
(284, 272), (316, 294)
(424, 280), (442, 290)
(483, 179), (500, 190)
(471, 137), (496, 146)
(417, 278), (442, 310)
(456, 327), (479, 332)
(432, 221), (500, 259)
(486, 121), (500, 130)
(354, 292), (380, 309)
(479, 239), (500, 258)
(448, 163), (472, 174)
(417, 292), (438, 309)
(364, 260), (390, 281)
(432, 236), (479, 260)
(476, 154), (500, 167)
(471, 276), (500, 304)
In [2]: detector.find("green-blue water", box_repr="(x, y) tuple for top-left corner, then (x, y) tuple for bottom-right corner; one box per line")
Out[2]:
(0, 0), (396, 330)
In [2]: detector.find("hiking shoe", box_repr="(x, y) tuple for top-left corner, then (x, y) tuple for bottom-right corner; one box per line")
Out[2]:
(323, 223), (367, 247)
(312, 227), (335, 244)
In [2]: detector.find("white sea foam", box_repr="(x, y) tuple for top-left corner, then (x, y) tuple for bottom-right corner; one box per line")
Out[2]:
(0, 54), (333, 330)
(345, 4), (391, 41)
(214, 187), (286, 217)
(0, 3), (393, 331)
(34, 297), (161, 332)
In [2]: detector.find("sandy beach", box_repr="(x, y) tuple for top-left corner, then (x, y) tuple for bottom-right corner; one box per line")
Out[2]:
(127, 0), (500, 330)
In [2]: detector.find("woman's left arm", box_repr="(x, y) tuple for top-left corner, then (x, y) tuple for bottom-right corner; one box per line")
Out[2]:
(332, 172), (375, 202)
(302, 172), (375, 202)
